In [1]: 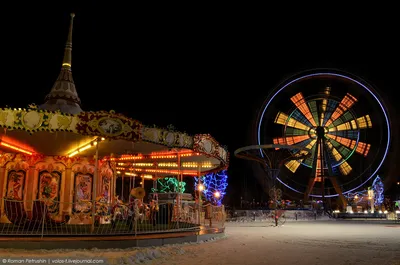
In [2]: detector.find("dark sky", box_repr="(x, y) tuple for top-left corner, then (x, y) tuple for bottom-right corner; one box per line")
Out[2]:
(2, 3), (399, 205)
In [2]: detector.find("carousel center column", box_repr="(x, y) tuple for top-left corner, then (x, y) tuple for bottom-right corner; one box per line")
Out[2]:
(25, 164), (36, 212)
(63, 159), (73, 218)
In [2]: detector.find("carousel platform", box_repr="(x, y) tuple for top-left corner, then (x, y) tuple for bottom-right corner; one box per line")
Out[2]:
(0, 226), (225, 249)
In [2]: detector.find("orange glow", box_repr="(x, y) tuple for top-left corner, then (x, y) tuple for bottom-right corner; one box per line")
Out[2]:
(355, 142), (371, 157)
(315, 143), (322, 181)
(273, 135), (309, 146)
(325, 93), (358, 126)
(117, 151), (201, 161)
(0, 141), (33, 155)
(116, 167), (198, 176)
(326, 134), (356, 149)
(290, 92), (317, 126)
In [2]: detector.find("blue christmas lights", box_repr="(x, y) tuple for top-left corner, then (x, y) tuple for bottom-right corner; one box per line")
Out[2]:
(345, 175), (384, 205)
(194, 170), (228, 205)
(372, 176), (384, 205)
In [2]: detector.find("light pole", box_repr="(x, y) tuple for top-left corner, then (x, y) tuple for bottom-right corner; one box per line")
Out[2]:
(197, 183), (204, 224)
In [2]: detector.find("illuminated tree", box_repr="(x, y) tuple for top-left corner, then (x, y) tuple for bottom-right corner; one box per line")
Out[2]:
(194, 170), (228, 205)
(372, 175), (384, 206)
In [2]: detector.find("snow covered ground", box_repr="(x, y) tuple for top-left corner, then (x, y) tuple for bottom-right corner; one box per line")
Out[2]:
(1, 221), (400, 264)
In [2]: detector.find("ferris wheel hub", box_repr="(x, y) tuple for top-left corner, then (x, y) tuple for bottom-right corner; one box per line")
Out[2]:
(316, 126), (326, 138)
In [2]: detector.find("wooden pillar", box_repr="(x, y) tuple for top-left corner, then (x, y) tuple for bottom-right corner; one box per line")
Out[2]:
(63, 167), (73, 214)
(24, 166), (36, 211)
(0, 166), (6, 218)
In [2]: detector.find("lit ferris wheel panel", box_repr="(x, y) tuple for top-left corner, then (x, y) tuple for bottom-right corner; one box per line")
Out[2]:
(257, 70), (391, 199)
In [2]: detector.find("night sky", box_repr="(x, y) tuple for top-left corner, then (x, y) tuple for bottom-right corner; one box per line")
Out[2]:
(2, 3), (399, 206)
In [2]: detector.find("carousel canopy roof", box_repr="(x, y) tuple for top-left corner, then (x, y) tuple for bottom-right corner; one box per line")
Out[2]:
(0, 14), (229, 178)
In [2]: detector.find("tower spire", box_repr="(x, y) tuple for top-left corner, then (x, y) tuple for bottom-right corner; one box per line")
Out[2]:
(40, 13), (82, 114)
(62, 13), (75, 68)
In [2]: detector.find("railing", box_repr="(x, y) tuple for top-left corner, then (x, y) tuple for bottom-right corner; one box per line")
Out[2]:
(0, 198), (225, 237)
(226, 209), (323, 222)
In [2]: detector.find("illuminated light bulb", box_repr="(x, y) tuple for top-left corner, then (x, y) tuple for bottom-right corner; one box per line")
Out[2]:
(214, 191), (220, 198)
(101, 137), (105, 141)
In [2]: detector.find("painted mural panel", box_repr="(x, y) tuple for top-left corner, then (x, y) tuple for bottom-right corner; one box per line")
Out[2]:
(73, 173), (93, 213)
(101, 175), (111, 202)
(37, 171), (61, 214)
(6, 170), (25, 200)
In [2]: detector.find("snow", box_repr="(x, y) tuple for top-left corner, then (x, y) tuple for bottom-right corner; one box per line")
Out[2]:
(1, 221), (400, 264)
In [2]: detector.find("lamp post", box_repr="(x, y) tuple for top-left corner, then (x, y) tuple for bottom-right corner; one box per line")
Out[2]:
(91, 138), (100, 232)
(197, 183), (204, 224)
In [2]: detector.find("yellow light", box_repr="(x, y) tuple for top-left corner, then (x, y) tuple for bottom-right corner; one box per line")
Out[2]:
(101, 137), (105, 141)
(140, 181), (143, 185)
(62, 63), (71, 67)
(198, 184), (204, 191)
(143, 175), (153, 179)
(79, 144), (91, 152)
(116, 171), (121, 174)
(67, 138), (98, 157)
(68, 151), (79, 157)
(214, 191), (220, 198)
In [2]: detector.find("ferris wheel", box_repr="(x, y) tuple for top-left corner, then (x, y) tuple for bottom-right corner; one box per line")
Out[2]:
(256, 70), (391, 203)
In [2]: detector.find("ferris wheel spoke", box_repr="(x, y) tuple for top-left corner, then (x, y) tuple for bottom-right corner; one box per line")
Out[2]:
(327, 114), (372, 131)
(319, 87), (331, 126)
(320, 98), (337, 126)
(327, 129), (358, 140)
(273, 135), (310, 146)
(325, 141), (352, 175)
(275, 112), (311, 131)
(284, 139), (316, 173)
(326, 134), (371, 157)
(324, 93), (358, 127)
(290, 92), (318, 127)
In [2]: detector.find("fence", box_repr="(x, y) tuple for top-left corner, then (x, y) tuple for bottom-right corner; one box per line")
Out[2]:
(0, 198), (225, 237)
(226, 209), (323, 222)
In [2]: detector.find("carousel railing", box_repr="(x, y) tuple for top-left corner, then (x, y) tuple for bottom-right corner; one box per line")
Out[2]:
(0, 198), (225, 236)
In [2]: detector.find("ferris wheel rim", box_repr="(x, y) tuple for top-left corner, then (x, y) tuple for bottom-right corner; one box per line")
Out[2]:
(256, 70), (391, 198)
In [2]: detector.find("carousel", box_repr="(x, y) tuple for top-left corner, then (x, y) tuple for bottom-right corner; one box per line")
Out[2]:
(0, 14), (228, 237)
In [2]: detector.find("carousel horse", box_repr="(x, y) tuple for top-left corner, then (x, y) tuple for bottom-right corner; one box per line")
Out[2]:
(94, 195), (110, 225)
(111, 196), (129, 227)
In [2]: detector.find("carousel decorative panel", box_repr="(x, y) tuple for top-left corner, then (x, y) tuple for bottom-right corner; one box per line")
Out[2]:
(73, 172), (93, 213)
(37, 171), (62, 214)
(6, 170), (26, 201)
